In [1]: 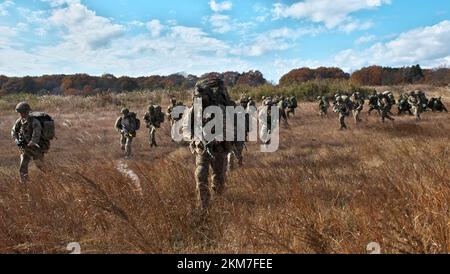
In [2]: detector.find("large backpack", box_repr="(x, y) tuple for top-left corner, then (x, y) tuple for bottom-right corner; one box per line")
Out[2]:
(289, 97), (298, 109)
(30, 112), (55, 141)
(192, 78), (234, 143)
(122, 112), (140, 132)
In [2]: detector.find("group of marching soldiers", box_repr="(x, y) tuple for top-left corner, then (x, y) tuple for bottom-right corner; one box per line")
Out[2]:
(318, 90), (448, 130)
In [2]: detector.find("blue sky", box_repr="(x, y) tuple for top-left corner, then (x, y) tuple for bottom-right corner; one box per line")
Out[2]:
(0, 0), (449, 82)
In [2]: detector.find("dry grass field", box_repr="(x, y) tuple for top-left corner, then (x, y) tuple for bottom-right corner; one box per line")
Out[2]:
(0, 86), (449, 254)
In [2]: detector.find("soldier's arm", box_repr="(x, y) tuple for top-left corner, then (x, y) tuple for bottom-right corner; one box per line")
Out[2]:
(11, 119), (21, 140)
(114, 117), (122, 131)
(30, 118), (42, 146)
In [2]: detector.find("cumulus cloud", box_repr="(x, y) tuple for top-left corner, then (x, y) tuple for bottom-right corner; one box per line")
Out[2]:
(334, 20), (450, 70)
(209, 0), (232, 12)
(48, 1), (125, 50)
(0, 0), (14, 16)
(273, 0), (390, 31)
(233, 26), (322, 56)
(146, 19), (164, 37)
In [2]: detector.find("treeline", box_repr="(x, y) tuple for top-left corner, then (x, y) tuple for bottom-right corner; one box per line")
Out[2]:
(0, 70), (267, 96)
(280, 65), (450, 86)
(1, 65), (449, 96)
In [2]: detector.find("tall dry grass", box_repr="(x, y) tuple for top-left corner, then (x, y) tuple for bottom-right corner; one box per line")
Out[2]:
(0, 90), (449, 254)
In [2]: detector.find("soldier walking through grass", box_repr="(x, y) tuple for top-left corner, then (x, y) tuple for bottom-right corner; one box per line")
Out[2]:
(143, 104), (165, 148)
(115, 108), (140, 158)
(182, 77), (234, 212)
(11, 102), (54, 183)
(333, 96), (350, 130)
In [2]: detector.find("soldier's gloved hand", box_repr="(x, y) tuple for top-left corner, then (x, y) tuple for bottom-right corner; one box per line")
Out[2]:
(27, 141), (40, 148)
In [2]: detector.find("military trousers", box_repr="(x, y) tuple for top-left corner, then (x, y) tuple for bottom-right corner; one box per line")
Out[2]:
(19, 146), (45, 183)
(120, 134), (133, 157)
(148, 125), (157, 147)
(195, 151), (227, 211)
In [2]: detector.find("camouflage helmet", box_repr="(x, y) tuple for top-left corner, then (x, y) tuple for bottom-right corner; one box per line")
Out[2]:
(317, 96), (322, 100)
(15, 102), (31, 114)
(148, 105), (155, 111)
(262, 96), (266, 100)
(121, 108), (129, 115)
(336, 96), (343, 102)
(170, 97), (177, 104)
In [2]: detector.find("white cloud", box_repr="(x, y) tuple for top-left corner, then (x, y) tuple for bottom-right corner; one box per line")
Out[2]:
(0, 0), (14, 16)
(48, 1), (125, 50)
(209, 14), (232, 33)
(209, 0), (232, 12)
(146, 19), (164, 37)
(233, 26), (322, 56)
(334, 20), (450, 70)
(273, 0), (390, 31)
(356, 34), (377, 44)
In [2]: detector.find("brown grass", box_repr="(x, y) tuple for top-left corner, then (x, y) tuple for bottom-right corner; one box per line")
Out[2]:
(0, 89), (449, 254)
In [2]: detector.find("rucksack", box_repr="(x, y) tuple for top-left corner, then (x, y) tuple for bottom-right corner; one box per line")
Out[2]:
(192, 78), (234, 143)
(289, 97), (298, 109)
(122, 112), (140, 132)
(30, 112), (55, 141)
(194, 78), (232, 108)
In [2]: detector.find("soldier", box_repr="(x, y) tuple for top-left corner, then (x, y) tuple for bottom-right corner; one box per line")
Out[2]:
(333, 96), (350, 130)
(318, 96), (329, 119)
(286, 96), (298, 118)
(379, 97), (395, 123)
(368, 90), (380, 116)
(351, 93), (364, 124)
(239, 94), (249, 109)
(408, 91), (421, 121)
(115, 108), (140, 158)
(183, 77), (234, 211)
(277, 96), (289, 126)
(430, 97), (448, 112)
(247, 97), (256, 110)
(143, 105), (165, 148)
(167, 97), (178, 126)
(417, 90), (429, 111)
(11, 102), (53, 183)
(398, 93), (413, 115)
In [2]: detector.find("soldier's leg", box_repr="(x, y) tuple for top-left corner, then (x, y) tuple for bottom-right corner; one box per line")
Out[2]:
(211, 152), (226, 196)
(149, 126), (157, 147)
(125, 137), (133, 157)
(339, 115), (347, 130)
(19, 152), (32, 183)
(195, 153), (210, 210)
(32, 148), (45, 172)
(120, 134), (126, 151)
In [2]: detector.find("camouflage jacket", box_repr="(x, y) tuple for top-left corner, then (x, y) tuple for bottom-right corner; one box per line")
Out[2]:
(11, 116), (44, 148)
(333, 102), (349, 115)
(143, 111), (160, 127)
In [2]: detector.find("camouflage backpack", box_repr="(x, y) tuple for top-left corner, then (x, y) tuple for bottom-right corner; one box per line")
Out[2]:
(30, 112), (55, 141)
(185, 77), (235, 143)
(122, 112), (140, 133)
(153, 105), (165, 127)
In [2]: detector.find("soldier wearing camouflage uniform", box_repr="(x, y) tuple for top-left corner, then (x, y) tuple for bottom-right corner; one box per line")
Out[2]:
(379, 97), (395, 123)
(429, 97), (448, 112)
(143, 105), (164, 148)
(115, 108), (139, 158)
(167, 97), (177, 126)
(398, 93), (413, 115)
(184, 77), (234, 211)
(11, 102), (49, 183)
(368, 90), (380, 116)
(351, 93), (364, 124)
(286, 96), (298, 118)
(333, 96), (350, 130)
(408, 91), (421, 121)
(318, 96), (329, 118)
